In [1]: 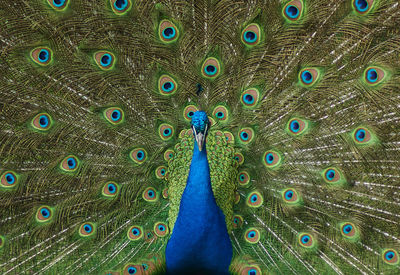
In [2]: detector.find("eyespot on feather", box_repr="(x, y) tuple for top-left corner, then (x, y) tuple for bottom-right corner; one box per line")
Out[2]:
(241, 88), (260, 108)
(232, 215), (244, 229)
(110, 0), (132, 15)
(104, 107), (124, 125)
(238, 128), (254, 144)
(382, 249), (399, 265)
(234, 191), (241, 204)
(60, 155), (80, 173)
(79, 222), (96, 237)
(130, 148), (147, 164)
(241, 24), (261, 46)
(224, 131), (235, 144)
(128, 226), (143, 241)
(102, 181), (119, 197)
(282, 188), (300, 204)
(142, 187), (158, 202)
(234, 152), (244, 165)
(244, 228), (260, 244)
(213, 106), (229, 122)
(31, 113), (53, 131)
(286, 117), (308, 136)
(162, 187), (168, 199)
(155, 166), (167, 179)
(201, 57), (221, 79)
(158, 123), (174, 141)
(299, 68), (320, 87)
(340, 222), (358, 240)
(30, 47), (53, 66)
(283, 0), (304, 21)
(159, 20), (179, 43)
(47, 0), (69, 11)
(364, 66), (386, 86)
(238, 171), (250, 186)
(1, 171), (19, 189)
(322, 167), (346, 186)
(94, 51), (116, 70)
(352, 127), (372, 144)
(246, 191), (263, 208)
(154, 222), (169, 237)
(163, 149), (175, 161)
(123, 263), (144, 275)
(158, 75), (178, 96)
(353, 0), (375, 15)
(240, 265), (262, 275)
(298, 232), (315, 248)
(263, 150), (282, 169)
(36, 206), (53, 223)
(183, 105), (198, 121)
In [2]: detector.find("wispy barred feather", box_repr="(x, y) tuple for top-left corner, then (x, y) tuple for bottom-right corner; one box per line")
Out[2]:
(0, 0), (400, 274)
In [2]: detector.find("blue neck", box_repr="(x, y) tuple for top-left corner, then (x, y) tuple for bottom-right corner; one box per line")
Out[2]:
(166, 141), (232, 274)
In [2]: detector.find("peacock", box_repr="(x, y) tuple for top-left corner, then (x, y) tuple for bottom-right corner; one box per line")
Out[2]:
(1, 0), (400, 274)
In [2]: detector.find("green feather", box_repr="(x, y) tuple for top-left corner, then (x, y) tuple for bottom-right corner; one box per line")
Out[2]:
(0, 0), (400, 274)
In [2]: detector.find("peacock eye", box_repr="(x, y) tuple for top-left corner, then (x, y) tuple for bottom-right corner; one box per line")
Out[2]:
(94, 51), (116, 70)
(127, 226), (143, 240)
(282, 188), (300, 204)
(104, 107), (124, 125)
(36, 206), (53, 223)
(246, 191), (263, 207)
(31, 47), (53, 66)
(201, 57), (221, 79)
(287, 117), (309, 136)
(143, 187), (158, 202)
(212, 106), (229, 122)
(79, 222), (96, 237)
(233, 152), (244, 165)
(60, 155), (79, 172)
(244, 228), (260, 244)
(382, 249), (399, 265)
(263, 150), (282, 169)
(102, 181), (119, 197)
(123, 264), (142, 275)
(241, 265), (262, 275)
(154, 222), (169, 237)
(299, 68), (320, 87)
(238, 128), (254, 144)
(322, 167), (346, 185)
(130, 148), (147, 164)
(298, 233), (315, 248)
(158, 123), (174, 141)
(110, 0), (132, 15)
(238, 171), (250, 186)
(158, 75), (178, 96)
(339, 222), (359, 241)
(283, 0), (304, 21)
(155, 166), (167, 179)
(363, 66), (386, 86)
(232, 215), (243, 229)
(353, 0), (374, 15)
(241, 24), (261, 46)
(163, 149), (175, 161)
(1, 171), (18, 188)
(159, 20), (179, 43)
(241, 88), (259, 108)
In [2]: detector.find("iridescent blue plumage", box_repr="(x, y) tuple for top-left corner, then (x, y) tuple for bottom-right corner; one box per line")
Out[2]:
(166, 111), (232, 274)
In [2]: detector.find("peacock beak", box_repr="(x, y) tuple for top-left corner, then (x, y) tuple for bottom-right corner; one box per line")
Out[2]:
(192, 125), (207, 151)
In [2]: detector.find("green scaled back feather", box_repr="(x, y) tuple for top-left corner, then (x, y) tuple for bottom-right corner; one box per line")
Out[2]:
(0, 0), (400, 274)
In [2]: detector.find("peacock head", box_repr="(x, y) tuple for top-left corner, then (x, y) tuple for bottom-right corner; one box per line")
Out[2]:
(191, 111), (210, 151)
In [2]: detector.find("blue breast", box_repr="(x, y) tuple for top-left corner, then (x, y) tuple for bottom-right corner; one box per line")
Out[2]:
(165, 141), (232, 274)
